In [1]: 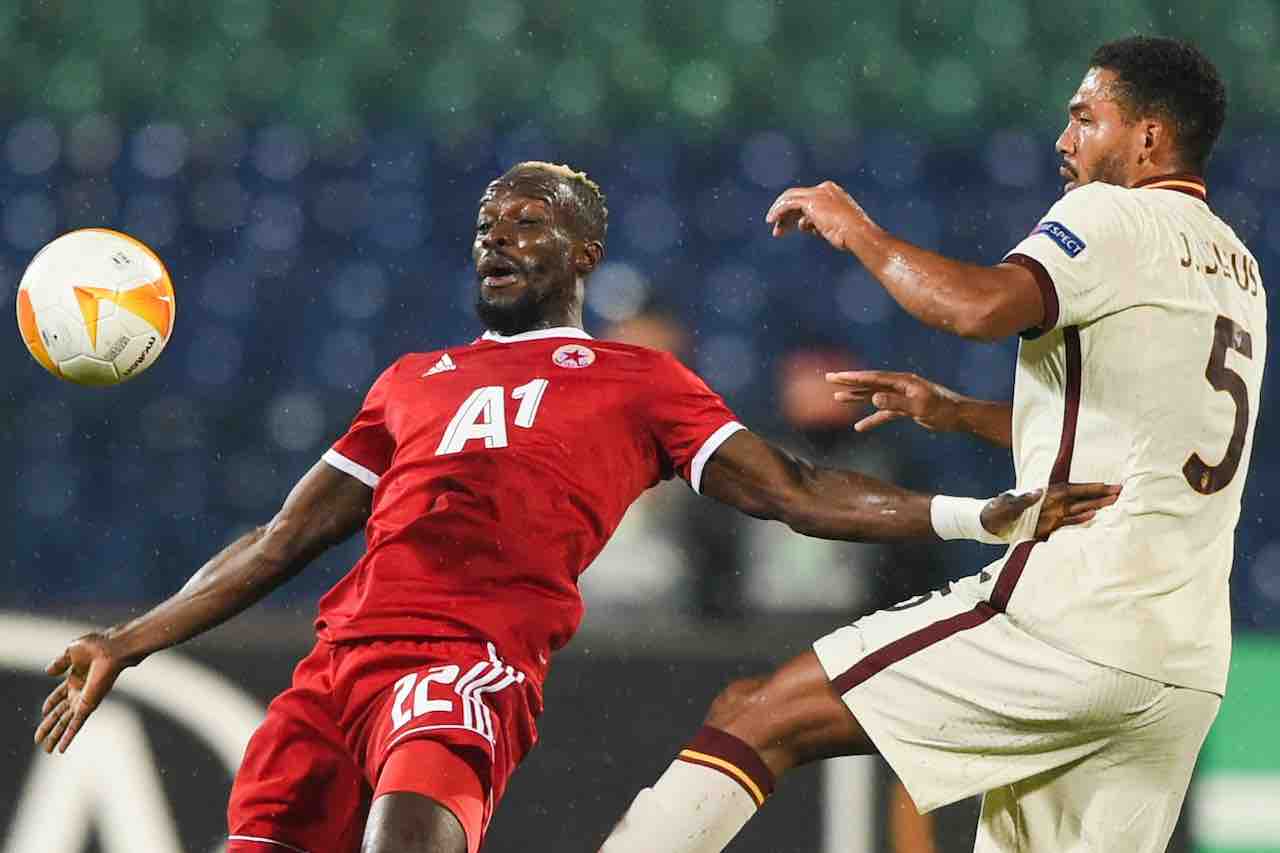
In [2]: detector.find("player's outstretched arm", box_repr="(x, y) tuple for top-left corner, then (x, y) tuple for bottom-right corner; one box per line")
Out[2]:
(826, 369), (1014, 448)
(699, 430), (1118, 544)
(34, 460), (371, 754)
(764, 181), (1044, 341)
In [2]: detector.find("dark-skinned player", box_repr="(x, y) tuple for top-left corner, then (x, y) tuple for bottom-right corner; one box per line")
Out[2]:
(35, 162), (1117, 853)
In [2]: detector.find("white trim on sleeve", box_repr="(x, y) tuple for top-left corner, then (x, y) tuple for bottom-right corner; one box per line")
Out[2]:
(227, 835), (310, 853)
(321, 448), (381, 488)
(690, 421), (747, 494)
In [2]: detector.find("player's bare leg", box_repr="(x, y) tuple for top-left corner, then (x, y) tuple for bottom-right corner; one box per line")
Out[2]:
(362, 739), (486, 853)
(600, 650), (875, 853)
(362, 793), (467, 853)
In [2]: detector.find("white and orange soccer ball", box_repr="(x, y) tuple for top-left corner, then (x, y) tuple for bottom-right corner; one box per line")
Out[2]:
(16, 228), (175, 386)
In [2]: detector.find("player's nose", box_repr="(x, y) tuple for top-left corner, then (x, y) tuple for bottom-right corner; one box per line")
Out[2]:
(1055, 125), (1073, 155)
(480, 224), (513, 249)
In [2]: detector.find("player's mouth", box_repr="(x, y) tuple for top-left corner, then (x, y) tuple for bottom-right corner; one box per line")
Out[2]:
(478, 255), (523, 289)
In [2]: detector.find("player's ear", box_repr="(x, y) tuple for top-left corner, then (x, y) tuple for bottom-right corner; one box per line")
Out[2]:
(577, 240), (604, 275)
(1139, 118), (1164, 164)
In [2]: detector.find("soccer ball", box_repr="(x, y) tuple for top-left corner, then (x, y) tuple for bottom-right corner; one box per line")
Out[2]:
(16, 228), (175, 386)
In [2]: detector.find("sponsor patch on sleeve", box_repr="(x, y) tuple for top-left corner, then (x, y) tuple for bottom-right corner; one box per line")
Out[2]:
(1031, 220), (1086, 258)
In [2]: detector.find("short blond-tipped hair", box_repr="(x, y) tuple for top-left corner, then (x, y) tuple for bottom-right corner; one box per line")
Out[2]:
(492, 161), (608, 243)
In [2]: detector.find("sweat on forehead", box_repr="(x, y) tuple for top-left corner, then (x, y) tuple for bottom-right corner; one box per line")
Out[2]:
(484, 171), (574, 208)
(481, 161), (608, 243)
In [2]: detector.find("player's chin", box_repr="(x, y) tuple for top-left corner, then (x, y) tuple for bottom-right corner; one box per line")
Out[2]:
(474, 286), (542, 334)
(477, 281), (530, 311)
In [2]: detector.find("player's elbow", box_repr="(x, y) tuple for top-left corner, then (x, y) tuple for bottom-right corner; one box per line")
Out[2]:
(953, 296), (1019, 341)
(772, 481), (829, 537)
(257, 513), (323, 568)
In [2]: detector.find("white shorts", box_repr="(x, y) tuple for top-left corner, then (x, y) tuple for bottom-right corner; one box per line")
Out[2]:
(813, 570), (1219, 853)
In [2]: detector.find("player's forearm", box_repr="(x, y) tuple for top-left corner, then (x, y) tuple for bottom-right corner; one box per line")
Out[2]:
(841, 221), (1011, 341)
(779, 464), (939, 543)
(103, 524), (312, 663)
(954, 398), (1015, 448)
(703, 433), (947, 542)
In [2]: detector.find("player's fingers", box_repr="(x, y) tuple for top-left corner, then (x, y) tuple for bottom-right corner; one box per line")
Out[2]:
(832, 390), (874, 404)
(765, 188), (814, 223)
(771, 210), (803, 238)
(41, 680), (68, 714)
(46, 650), (70, 677)
(853, 410), (905, 432)
(765, 197), (797, 225)
(1057, 510), (1098, 528)
(58, 706), (93, 754)
(34, 699), (69, 745)
(1063, 482), (1123, 499)
(43, 707), (72, 754)
(826, 370), (913, 391)
(1068, 496), (1119, 515)
(870, 392), (913, 412)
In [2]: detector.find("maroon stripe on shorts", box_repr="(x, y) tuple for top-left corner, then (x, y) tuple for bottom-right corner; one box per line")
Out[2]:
(989, 540), (1038, 613)
(830, 602), (999, 695)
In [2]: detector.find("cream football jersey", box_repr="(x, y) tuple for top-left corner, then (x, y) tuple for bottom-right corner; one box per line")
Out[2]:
(994, 175), (1266, 695)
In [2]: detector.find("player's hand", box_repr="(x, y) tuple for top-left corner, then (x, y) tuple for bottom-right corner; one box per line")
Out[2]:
(764, 181), (871, 251)
(827, 370), (963, 433)
(34, 632), (130, 754)
(1033, 482), (1123, 538)
(979, 482), (1120, 541)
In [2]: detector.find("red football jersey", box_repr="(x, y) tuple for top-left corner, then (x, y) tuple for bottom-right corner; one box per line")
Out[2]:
(316, 327), (743, 683)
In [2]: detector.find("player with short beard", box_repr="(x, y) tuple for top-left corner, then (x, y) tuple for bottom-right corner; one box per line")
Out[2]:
(34, 162), (1115, 853)
(601, 36), (1263, 853)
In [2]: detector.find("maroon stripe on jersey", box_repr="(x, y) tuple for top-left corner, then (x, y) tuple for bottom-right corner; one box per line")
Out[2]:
(679, 725), (776, 802)
(989, 540), (1038, 613)
(1133, 172), (1208, 201)
(1004, 253), (1058, 338)
(1049, 327), (1083, 484)
(830, 602), (1000, 695)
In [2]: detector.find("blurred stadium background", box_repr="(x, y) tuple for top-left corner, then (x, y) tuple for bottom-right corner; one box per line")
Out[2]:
(1, 1), (1277, 851)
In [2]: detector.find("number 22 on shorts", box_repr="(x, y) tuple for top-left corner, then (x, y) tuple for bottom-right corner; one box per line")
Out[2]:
(389, 652), (527, 743)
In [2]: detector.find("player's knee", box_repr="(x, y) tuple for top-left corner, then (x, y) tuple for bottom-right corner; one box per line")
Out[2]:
(704, 675), (770, 731)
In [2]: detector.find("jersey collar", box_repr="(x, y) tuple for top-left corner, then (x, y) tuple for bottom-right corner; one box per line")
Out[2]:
(480, 326), (594, 343)
(1133, 173), (1207, 201)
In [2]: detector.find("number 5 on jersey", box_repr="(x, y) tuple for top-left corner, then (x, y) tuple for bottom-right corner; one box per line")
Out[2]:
(436, 379), (550, 456)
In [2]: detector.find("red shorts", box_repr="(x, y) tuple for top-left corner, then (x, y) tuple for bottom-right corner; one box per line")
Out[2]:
(227, 637), (541, 853)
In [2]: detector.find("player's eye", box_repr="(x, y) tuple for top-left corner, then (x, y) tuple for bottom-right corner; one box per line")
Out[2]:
(476, 222), (492, 233)
(518, 218), (543, 226)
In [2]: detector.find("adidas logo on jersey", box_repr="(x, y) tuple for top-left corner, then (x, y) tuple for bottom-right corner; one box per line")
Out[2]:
(423, 353), (457, 376)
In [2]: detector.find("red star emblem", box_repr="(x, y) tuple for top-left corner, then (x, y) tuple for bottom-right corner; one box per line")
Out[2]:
(552, 344), (596, 369)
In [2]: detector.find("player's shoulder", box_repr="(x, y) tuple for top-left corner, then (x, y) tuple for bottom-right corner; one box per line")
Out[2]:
(388, 349), (446, 373)
(581, 339), (679, 366)
(1050, 180), (1134, 215)
(1045, 181), (1147, 237)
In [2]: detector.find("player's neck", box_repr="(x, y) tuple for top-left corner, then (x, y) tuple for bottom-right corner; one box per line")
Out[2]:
(1127, 160), (1200, 187)
(528, 283), (585, 332)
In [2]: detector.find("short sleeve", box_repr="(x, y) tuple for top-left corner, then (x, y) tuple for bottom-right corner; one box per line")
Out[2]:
(322, 360), (399, 488)
(1003, 183), (1141, 336)
(644, 352), (745, 494)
